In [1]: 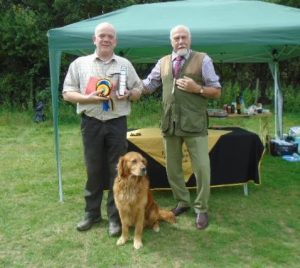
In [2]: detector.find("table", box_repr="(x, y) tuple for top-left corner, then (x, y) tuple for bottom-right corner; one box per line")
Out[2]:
(210, 112), (272, 144)
(127, 127), (264, 195)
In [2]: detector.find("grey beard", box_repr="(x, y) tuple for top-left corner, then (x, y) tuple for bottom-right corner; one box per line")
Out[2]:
(176, 48), (188, 56)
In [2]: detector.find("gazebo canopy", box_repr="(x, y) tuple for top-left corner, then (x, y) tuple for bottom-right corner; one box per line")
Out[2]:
(47, 0), (300, 201)
(48, 0), (300, 63)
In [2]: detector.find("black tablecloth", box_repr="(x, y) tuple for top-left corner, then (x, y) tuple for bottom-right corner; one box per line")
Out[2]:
(128, 127), (264, 189)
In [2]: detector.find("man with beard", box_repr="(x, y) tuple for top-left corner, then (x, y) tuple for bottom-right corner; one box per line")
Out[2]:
(143, 25), (221, 230)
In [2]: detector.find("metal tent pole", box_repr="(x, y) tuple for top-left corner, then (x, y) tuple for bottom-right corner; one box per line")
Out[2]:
(49, 48), (64, 202)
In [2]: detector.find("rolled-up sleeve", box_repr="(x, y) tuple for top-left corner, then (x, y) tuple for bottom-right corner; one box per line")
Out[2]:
(202, 55), (221, 88)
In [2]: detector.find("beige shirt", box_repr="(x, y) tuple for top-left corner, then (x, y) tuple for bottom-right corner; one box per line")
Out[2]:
(63, 52), (143, 121)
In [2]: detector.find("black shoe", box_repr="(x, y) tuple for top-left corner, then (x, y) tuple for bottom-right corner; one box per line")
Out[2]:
(108, 221), (121, 237)
(171, 206), (190, 216)
(76, 215), (102, 231)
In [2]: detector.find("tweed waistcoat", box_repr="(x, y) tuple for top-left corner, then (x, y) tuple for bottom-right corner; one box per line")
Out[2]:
(160, 52), (208, 136)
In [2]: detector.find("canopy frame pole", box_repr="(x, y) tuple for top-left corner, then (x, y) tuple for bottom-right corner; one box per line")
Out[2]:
(49, 48), (64, 202)
(274, 62), (278, 138)
(270, 50), (283, 140)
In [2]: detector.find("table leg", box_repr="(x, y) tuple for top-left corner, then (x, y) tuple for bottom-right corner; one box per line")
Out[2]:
(243, 183), (248, 196)
(259, 116), (270, 145)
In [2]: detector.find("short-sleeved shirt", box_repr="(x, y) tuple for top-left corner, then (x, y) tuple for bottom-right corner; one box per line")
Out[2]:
(63, 52), (143, 121)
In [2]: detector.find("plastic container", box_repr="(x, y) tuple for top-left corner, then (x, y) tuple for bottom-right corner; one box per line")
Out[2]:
(270, 139), (298, 156)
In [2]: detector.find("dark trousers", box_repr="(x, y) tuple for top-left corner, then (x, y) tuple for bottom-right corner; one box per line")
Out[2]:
(81, 114), (127, 223)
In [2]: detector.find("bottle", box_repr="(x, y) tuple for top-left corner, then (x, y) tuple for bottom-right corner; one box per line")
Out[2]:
(231, 103), (235, 114)
(240, 96), (245, 114)
(226, 105), (231, 114)
(236, 93), (241, 114)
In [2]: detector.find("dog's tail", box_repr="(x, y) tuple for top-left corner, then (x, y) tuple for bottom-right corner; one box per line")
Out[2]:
(158, 209), (176, 223)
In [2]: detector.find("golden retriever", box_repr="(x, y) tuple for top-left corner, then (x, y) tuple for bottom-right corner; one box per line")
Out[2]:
(113, 151), (176, 249)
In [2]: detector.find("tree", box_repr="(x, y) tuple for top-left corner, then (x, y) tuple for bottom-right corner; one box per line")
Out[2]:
(0, 3), (47, 108)
(0, 0), (299, 109)
(0, 0), (167, 108)
(265, 0), (300, 8)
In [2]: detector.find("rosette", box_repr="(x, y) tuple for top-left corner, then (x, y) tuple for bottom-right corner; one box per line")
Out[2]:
(96, 79), (112, 97)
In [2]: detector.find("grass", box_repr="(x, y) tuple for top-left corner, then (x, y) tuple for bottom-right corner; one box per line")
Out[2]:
(1, 101), (300, 268)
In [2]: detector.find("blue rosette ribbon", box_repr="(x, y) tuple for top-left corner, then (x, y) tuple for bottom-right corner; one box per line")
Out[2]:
(96, 79), (112, 112)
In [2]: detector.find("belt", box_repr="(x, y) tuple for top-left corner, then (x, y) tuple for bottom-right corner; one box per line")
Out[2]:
(81, 113), (125, 123)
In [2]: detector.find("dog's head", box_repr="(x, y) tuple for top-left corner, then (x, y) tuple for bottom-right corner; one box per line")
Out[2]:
(117, 152), (147, 178)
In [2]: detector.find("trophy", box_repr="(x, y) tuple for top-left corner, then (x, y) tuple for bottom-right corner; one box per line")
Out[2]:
(118, 66), (127, 96)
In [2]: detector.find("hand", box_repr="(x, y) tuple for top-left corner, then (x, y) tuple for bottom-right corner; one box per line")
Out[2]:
(116, 89), (131, 100)
(176, 76), (199, 93)
(88, 91), (110, 101)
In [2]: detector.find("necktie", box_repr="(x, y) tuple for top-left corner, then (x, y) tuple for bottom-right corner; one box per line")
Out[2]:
(174, 56), (184, 79)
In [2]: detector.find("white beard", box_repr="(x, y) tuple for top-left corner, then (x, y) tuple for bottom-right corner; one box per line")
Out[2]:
(176, 48), (188, 57)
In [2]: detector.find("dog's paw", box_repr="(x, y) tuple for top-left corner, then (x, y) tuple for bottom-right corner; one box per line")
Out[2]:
(153, 223), (160, 232)
(133, 239), (143, 250)
(116, 236), (127, 246)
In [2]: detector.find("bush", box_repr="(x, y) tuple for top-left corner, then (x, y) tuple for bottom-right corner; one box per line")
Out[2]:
(208, 82), (257, 110)
(282, 85), (300, 113)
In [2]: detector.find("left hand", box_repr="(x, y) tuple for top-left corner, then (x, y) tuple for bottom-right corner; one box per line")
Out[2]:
(116, 89), (131, 100)
(116, 87), (142, 101)
(176, 76), (199, 93)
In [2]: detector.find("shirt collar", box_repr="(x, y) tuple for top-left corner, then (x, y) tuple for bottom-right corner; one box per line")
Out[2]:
(93, 51), (116, 63)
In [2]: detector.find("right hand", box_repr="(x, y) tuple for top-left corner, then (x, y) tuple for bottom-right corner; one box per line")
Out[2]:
(87, 91), (110, 102)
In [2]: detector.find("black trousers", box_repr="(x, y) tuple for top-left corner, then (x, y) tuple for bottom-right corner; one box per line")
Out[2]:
(81, 114), (127, 223)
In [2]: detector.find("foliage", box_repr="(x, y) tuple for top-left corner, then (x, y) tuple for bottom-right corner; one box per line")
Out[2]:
(265, 0), (300, 8)
(0, 0), (166, 109)
(0, 4), (46, 108)
(207, 82), (300, 114)
(282, 85), (300, 113)
(0, 0), (299, 109)
(130, 93), (162, 128)
(207, 82), (258, 111)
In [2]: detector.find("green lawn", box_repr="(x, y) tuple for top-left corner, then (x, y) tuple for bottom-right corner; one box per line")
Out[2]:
(0, 105), (300, 268)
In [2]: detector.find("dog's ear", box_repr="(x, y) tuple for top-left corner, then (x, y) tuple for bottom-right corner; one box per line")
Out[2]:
(142, 156), (148, 167)
(118, 156), (129, 178)
(117, 156), (124, 177)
